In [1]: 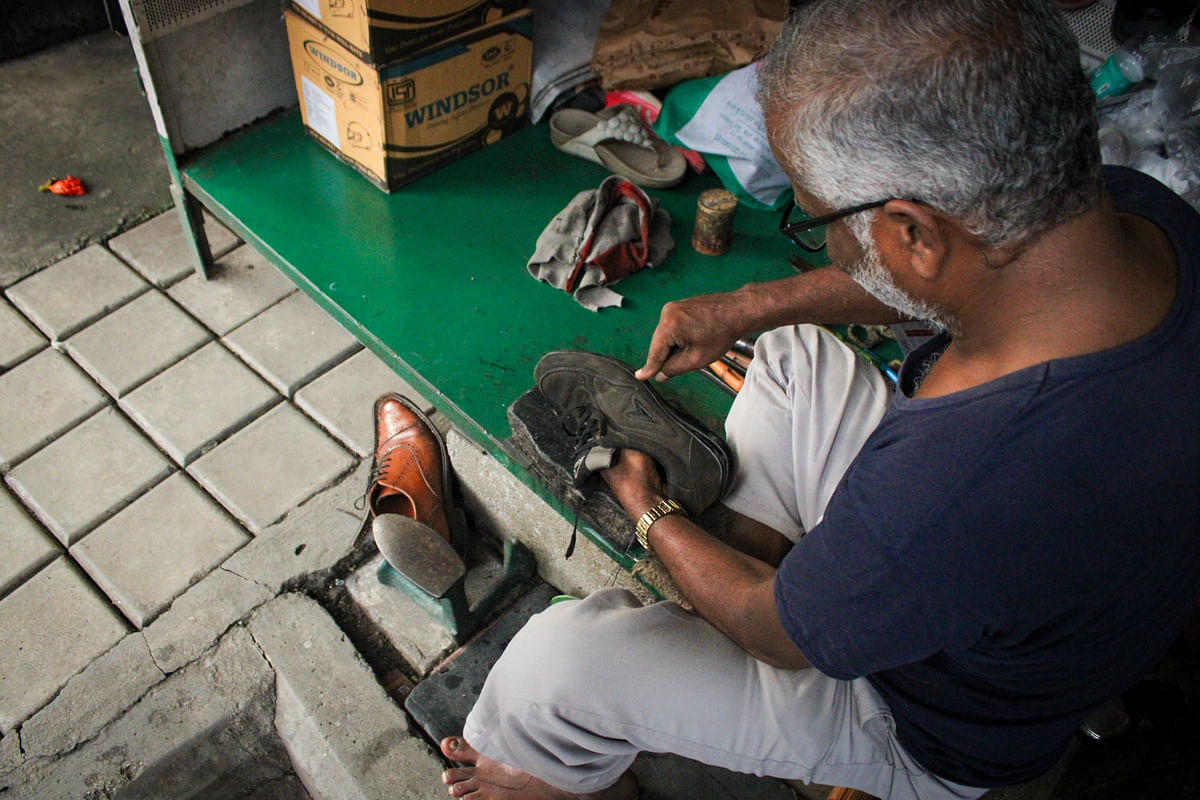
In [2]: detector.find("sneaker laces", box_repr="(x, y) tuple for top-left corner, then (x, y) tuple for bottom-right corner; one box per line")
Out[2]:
(559, 405), (618, 560)
(561, 405), (619, 487)
(561, 404), (606, 447)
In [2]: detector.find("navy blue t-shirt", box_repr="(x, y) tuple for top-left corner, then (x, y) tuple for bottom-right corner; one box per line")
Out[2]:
(774, 167), (1200, 787)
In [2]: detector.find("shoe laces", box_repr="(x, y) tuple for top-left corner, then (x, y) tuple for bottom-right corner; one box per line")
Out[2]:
(368, 451), (396, 487)
(559, 405), (609, 562)
(561, 404), (607, 454)
(355, 451), (398, 513)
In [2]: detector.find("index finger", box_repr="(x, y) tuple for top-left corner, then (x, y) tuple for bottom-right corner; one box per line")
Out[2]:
(635, 326), (678, 381)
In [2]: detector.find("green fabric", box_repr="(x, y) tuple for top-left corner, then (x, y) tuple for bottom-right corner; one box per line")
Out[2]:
(653, 73), (792, 212)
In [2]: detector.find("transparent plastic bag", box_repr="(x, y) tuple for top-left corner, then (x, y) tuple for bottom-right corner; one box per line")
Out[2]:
(1097, 44), (1200, 210)
(1163, 123), (1200, 208)
(1153, 45), (1200, 121)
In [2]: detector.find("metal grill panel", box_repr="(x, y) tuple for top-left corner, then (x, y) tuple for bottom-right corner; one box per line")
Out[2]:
(126, 0), (259, 38)
(1064, 0), (1196, 64)
(1064, 0), (1122, 61)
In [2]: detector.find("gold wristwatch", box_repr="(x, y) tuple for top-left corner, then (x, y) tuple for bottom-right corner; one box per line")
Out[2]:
(634, 498), (687, 554)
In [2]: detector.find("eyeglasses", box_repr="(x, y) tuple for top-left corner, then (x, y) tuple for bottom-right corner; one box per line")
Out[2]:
(779, 198), (890, 252)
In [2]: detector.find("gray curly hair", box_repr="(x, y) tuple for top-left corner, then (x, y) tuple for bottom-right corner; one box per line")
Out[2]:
(758, 0), (1104, 247)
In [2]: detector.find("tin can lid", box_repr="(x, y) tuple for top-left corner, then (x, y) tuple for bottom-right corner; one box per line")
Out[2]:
(697, 188), (738, 213)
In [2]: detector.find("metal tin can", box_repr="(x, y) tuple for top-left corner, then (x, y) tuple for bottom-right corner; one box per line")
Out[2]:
(691, 188), (738, 255)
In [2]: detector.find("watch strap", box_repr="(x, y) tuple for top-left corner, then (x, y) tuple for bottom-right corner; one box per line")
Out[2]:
(635, 498), (687, 553)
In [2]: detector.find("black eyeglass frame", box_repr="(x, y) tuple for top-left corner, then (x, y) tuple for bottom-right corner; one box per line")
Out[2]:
(778, 198), (891, 252)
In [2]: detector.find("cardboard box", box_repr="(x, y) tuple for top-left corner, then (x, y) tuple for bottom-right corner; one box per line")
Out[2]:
(285, 7), (531, 191)
(289, 0), (529, 65)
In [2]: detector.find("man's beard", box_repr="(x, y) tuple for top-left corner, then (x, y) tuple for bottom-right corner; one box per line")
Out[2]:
(844, 224), (952, 331)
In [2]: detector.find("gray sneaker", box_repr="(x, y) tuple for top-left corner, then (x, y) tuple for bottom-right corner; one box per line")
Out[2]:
(534, 351), (734, 517)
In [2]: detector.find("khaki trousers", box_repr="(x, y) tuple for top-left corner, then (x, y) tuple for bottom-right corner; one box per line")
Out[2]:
(464, 326), (984, 800)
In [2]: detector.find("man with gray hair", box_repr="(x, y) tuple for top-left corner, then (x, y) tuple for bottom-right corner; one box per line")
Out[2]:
(439, 1), (1200, 798)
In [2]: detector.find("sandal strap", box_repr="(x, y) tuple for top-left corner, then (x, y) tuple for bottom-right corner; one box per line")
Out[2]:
(571, 106), (655, 152)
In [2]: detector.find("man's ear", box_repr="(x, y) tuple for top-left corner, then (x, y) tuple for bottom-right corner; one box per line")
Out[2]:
(875, 199), (948, 281)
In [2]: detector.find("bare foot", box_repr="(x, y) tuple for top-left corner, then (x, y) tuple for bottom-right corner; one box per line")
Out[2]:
(440, 737), (638, 800)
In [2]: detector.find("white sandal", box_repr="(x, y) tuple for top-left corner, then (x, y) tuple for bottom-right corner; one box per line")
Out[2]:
(549, 104), (687, 189)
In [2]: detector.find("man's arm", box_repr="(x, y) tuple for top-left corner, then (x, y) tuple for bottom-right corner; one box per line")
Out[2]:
(649, 513), (811, 669)
(638, 266), (902, 380)
(603, 451), (812, 669)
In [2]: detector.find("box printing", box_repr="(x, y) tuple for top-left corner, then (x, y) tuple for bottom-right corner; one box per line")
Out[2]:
(285, 7), (532, 191)
(289, 0), (530, 65)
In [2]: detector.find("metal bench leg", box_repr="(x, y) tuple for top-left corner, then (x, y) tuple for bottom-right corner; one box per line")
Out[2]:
(172, 184), (216, 279)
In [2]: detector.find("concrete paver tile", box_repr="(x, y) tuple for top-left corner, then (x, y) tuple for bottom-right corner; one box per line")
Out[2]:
(223, 291), (361, 397)
(4, 245), (148, 341)
(295, 349), (434, 457)
(5, 407), (173, 546)
(70, 473), (251, 628)
(19, 632), (164, 758)
(188, 403), (355, 534)
(64, 290), (211, 397)
(120, 342), (280, 466)
(346, 554), (455, 674)
(108, 209), (240, 288)
(0, 298), (46, 370)
(0, 348), (109, 471)
(0, 557), (128, 732)
(221, 460), (368, 592)
(143, 566), (271, 674)
(166, 245), (295, 336)
(0, 484), (59, 598)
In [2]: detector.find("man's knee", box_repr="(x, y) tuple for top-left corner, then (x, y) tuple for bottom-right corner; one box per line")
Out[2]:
(486, 590), (648, 705)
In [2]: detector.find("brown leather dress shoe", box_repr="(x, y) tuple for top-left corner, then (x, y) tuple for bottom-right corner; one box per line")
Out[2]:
(367, 393), (454, 544)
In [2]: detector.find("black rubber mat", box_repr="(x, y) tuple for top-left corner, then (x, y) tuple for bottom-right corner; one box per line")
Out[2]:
(404, 582), (558, 747)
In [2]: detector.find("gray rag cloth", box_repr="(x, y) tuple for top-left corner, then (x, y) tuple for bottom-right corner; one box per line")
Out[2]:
(527, 175), (674, 311)
(531, 0), (613, 122)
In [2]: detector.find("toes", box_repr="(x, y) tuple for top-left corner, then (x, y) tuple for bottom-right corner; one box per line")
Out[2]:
(442, 767), (472, 784)
(442, 766), (478, 798)
(440, 737), (481, 797)
(440, 736), (480, 763)
(447, 776), (478, 797)
(440, 737), (459, 760)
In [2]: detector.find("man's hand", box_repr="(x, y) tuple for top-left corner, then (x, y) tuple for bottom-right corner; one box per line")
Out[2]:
(600, 450), (665, 520)
(636, 292), (747, 381)
(636, 269), (907, 382)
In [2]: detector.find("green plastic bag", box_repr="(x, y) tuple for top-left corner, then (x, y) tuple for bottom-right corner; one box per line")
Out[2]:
(653, 64), (792, 211)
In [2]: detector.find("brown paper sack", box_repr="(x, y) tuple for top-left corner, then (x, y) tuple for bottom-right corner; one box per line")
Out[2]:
(590, 0), (788, 91)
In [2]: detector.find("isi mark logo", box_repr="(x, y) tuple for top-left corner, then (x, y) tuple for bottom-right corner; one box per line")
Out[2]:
(480, 39), (515, 64)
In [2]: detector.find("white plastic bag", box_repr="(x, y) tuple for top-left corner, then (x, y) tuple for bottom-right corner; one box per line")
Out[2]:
(653, 63), (791, 210)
